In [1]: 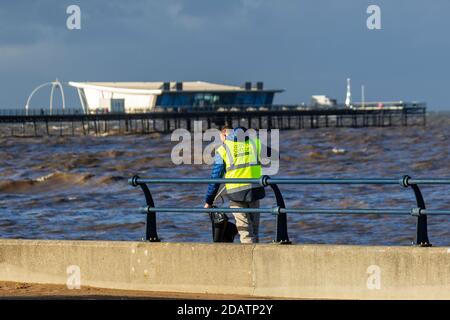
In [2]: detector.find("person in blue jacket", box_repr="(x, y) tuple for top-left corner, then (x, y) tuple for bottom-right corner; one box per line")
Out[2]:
(204, 126), (266, 243)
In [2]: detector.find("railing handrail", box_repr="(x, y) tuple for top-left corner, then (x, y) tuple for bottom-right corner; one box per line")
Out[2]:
(140, 206), (450, 216)
(129, 175), (450, 187)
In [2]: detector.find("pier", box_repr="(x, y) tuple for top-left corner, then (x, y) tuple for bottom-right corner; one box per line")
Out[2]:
(0, 104), (426, 137)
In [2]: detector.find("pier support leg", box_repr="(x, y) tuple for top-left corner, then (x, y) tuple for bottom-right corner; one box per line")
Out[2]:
(94, 119), (98, 136)
(45, 119), (49, 136)
(402, 111), (408, 126)
(186, 119), (191, 132)
(164, 120), (168, 133)
(82, 119), (86, 135)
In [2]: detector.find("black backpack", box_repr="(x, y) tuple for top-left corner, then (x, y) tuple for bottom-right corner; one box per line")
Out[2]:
(209, 208), (238, 243)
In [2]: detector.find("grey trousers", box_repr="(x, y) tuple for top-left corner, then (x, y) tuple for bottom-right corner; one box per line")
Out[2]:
(230, 200), (260, 244)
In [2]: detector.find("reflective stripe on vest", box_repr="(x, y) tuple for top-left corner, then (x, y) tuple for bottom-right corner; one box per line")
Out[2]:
(217, 137), (262, 192)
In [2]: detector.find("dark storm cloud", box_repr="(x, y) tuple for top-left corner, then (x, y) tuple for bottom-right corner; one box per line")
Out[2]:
(1, 0), (450, 109)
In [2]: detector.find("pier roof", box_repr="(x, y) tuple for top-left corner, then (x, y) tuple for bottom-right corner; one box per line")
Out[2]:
(68, 81), (284, 93)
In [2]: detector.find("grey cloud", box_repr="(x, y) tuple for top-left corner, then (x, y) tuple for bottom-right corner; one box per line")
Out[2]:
(1, 0), (450, 109)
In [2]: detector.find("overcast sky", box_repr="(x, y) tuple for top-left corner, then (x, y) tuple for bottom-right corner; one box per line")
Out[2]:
(0, 0), (449, 110)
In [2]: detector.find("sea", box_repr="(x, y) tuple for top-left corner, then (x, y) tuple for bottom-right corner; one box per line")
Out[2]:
(1, 113), (450, 246)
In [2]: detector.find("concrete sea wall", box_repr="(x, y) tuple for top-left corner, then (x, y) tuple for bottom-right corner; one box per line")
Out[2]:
(0, 239), (449, 299)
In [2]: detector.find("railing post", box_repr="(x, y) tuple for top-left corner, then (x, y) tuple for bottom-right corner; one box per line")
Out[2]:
(131, 175), (160, 242)
(262, 176), (291, 244)
(402, 175), (431, 247)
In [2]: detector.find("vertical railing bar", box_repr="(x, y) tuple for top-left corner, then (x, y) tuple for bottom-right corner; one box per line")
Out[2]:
(410, 184), (431, 247)
(132, 175), (160, 242)
(266, 179), (291, 244)
(402, 175), (432, 247)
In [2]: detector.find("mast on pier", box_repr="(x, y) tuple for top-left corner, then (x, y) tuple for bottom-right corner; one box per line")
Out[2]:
(345, 78), (352, 108)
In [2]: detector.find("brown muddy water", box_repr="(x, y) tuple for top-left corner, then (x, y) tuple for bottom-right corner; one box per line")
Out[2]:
(1, 114), (450, 246)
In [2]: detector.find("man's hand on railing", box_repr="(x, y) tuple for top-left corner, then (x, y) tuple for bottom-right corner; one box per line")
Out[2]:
(204, 203), (211, 209)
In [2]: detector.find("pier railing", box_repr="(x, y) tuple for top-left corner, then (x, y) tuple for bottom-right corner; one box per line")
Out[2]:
(0, 103), (426, 116)
(129, 175), (450, 246)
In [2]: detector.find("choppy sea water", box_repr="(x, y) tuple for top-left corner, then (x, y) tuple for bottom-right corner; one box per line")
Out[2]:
(1, 114), (450, 246)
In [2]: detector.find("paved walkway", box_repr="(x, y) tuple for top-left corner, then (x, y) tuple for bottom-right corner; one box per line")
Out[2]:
(0, 281), (265, 300)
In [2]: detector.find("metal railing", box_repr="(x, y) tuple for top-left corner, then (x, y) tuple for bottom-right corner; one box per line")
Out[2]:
(129, 175), (450, 246)
(0, 108), (85, 116)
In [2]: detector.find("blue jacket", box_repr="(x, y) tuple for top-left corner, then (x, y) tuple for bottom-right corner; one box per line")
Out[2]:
(204, 152), (226, 205)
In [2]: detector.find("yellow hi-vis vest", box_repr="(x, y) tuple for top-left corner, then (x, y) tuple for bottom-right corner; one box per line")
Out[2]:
(216, 137), (262, 193)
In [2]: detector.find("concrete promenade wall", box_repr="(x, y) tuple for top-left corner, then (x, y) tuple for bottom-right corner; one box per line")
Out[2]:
(0, 239), (449, 299)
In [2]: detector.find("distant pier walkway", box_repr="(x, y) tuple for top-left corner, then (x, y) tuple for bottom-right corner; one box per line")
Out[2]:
(0, 105), (426, 137)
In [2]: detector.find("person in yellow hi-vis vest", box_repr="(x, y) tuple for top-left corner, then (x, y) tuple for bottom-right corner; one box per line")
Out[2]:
(204, 126), (265, 243)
